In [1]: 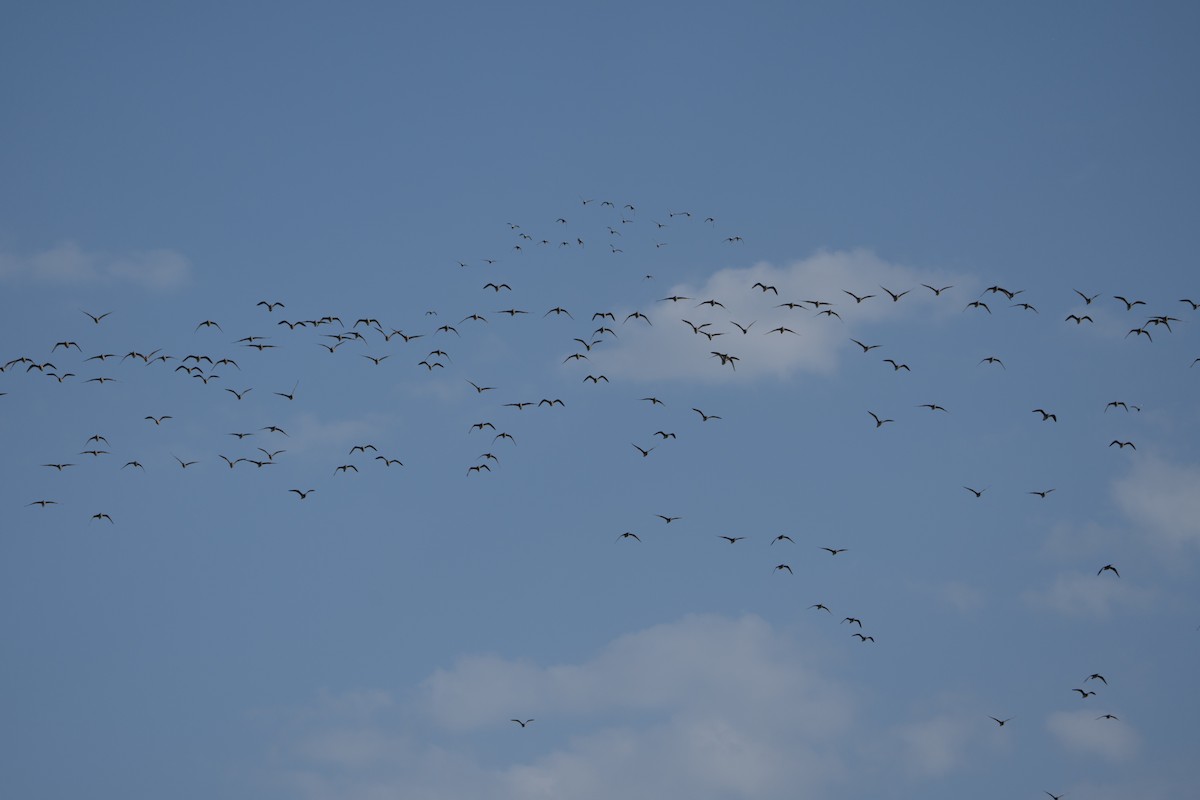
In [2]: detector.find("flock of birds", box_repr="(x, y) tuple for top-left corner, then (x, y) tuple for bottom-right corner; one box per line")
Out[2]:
(6, 196), (1197, 797)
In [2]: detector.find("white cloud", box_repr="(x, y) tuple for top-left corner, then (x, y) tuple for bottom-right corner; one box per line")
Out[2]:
(585, 249), (967, 382)
(1046, 709), (1139, 760)
(0, 241), (190, 289)
(1022, 571), (1153, 619)
(274, 614), (857, 800)
(895, 714), (976, 777)
(1112, 456), (1200, 550)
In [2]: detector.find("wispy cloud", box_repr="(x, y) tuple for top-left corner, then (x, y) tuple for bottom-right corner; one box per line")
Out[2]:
(0, 241), (190, 290)
(273, 614), (857, 800)
(585, 249), (968, 382)
(1112, 455), (1200, 551)
(895, 713), (978, 777)
(1022, 571), (1153, 619)
(1046, 709), (1139, 760)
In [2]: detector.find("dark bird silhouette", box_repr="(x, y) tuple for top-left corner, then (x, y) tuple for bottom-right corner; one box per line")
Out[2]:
(821, 547), (848, 555)
(1074, 290), (1100, 304)
(842, 617), (863, 627)
(1065, 314), (1093, 324)
(289, 490), (315, 500)
(616, 532), (640, 542)
(693, 408), (721, 422)
(1104, 401), (1128, 412)
(964, 300), (991, 313)
(653, 431), (676, 439)
(641, 396), (665, 406)
(771, 535), (794, 545)
(91, 513), (114, 524)
(774, 564), (793, 574)
(145, 415), (172, 425)
(1097, 564), (1120, 577)
(1029, 489), (1056, 498)
(43, 463), (75, 471)
(921, 284), (953, 296)
(334, 464), (359, 474)
(1073, 689), (1096, 699)
(989, 717), (1012, 727)
(510, 719), (535, 727)
(632, 444), (654, 457)
(225, 388), (252, 400)
(718, 536), (745, 544)
(753, 282), (779, 295)
(583, 375), (609, 383)
(262, 426), (288, 436)
(656, 515), (681, 523)
(82, 310), (112, 324)
(918, 403), (948, 412)
(173, 455), (198, 469)
(1085, 674), (1108, 685)
(1032, 408), (1057, 421)
(1113, 295), (1145, 311)
(1109, 440), (1136, 450)
(809, 604), (831, 612)
(843, 290), (875, 303)
(979, 356), (1005, 368)
(881, 286), (910, 302)
(883, 359), (910, 371)
(850, 339), (881, 353)
(195, 320), (223, 331)
(963, 486), (986, 498)
(257, 300), (285, 312)
(1096, 714), (1119, 721)
(852, 633), (875, 642)
(868, 412), (894, 428)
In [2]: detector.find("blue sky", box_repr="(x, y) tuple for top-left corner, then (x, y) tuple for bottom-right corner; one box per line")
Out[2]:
(2, 3), (1198, 798)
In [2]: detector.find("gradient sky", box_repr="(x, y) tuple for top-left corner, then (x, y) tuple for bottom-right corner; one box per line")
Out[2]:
(2, 3), (1198, 799)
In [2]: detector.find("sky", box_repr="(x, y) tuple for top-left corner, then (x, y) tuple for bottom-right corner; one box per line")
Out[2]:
(2, 2), (1199, 798)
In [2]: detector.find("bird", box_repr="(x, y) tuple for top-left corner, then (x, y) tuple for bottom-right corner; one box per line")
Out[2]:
(656, 515), (681, 523)
(1032, 408), (1057, 421)
(1109, 440), (1136, 450)
(616, 532), (640, 542)
(852, 633), (875, 642)
(81, 310), (112, 324)
(965, 300), (991, 313)
(1065, 313), (1094, 324)
(753, 282), (779, 294)
(881, 286), (909, 302)
(883, 359), (910, 371)
(1074, 290), (1100, 304)
(773, 564), (793, 574)
(1113, 295), (1146, 310)
(989, 717), (1012, 727)
(173, 455), (198, 469)
(868, 412), (893, 428)
(1073, 689), (1096, 699)
(771, 535), (794, 545)
(718, 536), (745, 544)
(225, 388), (252, 400)
(1084, 673), (1108, 685)
(850, 339), (881, 353)
(1096, 714), (1119, 721)
(1029, 489), (1056, 498)
(510, 719), (534, 727)
(145, 415), (172, 425)
(693, 408), (721, 422)
(90, 513), (114, 524)
(843, 290), (875, 303)
(1044, 793), (1063, 800)
(978, 356), (1005, 368)
(917, 403), (948, 412)
(257, 300), (285, 312)
(653, 431), (676, 439)
(1097, 564), (1120, 577)
(632, 444), (654, 457)
(334, 465), (359, 474)
(842, 617), (863, 627)
(821, 547), (848, 556)
(921, 284), (953, 295)
(963, 486), (986, 498)
(289, 489), (315, 499)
